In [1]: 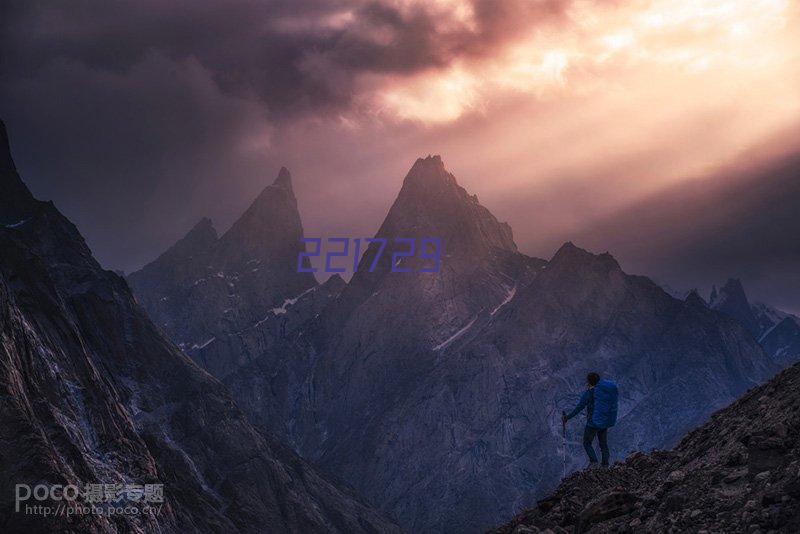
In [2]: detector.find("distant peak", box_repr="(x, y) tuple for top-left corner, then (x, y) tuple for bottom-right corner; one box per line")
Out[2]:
(549, 242), (620, 271)
(709, 277), (759, 336)
(711, 278), (750, 306)
(272, 167), (292, 190)
(213, 164), (305, 259)
(685, 290), (707, 308)
(721, 278), (746, 294)
(245, 167), (296, 214)
(551, 242), (588, 261)
(557, 241), (579, 252)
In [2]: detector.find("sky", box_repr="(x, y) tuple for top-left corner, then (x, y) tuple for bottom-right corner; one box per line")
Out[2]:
(1, 0), (799, 312)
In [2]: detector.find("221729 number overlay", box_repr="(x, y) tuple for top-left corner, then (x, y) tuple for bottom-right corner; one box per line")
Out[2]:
(297, 237), (442, 273)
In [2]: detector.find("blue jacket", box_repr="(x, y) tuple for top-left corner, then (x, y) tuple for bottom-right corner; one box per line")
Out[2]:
(566, 379), (618, 428)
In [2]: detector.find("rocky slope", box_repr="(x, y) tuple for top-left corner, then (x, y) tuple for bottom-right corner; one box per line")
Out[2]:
(710, 279), (800, 366)
(127, 167), (317, 378)
(0, 119), (399, 533)
(225, 157), (776, 533)
(492, 361), (800, 533)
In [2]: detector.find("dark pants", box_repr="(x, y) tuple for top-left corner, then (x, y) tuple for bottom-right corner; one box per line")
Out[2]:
(583, 425), (609, 466)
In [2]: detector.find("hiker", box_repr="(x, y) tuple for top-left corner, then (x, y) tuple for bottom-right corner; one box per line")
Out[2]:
(562, 372), (618, 468)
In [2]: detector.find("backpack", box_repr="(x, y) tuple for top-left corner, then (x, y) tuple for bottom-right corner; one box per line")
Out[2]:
(591, 379), (618, 428)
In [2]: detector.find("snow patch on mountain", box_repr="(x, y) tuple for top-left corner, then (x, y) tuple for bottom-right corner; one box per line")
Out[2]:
(491, 285), (517, 316)
(251, 286), (320, 323)
(192, 337), (216, 350)
(433, 316), (478, 351)
(4, 217), (30, 229)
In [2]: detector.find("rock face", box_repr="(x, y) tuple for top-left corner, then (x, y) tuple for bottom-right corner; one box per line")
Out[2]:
(127, 167), (316, 378)
(710, 279), (800, 366)
(491, 361), (800, 534)
(0, 119), (399, 533)
(226, 158), (776, 533)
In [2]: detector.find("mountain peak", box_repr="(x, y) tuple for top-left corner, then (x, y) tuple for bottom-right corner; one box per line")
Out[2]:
(547, 242), (622, 275)
(251, 167), (295, 205)
(553, 241), (581, 255)
(685, 289), (707, 308)
(401, 154), (454, 191)
(273, 166), (293, 190)
(710, 278), (749, 307)
(709, 277), (759, 336)
(412, 154), (444, 170)
(551, 241), (606, 262)
(721, 278), (746, 295)
(376, 155), (516, 254)
(0, 119), (37, 224)
(215, 166), (306, 263)
(551, 241), (585, 262)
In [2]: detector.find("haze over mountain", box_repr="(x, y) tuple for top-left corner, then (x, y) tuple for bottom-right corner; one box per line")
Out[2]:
(0, 120), (398, 533)
(133, 155), (781, 532)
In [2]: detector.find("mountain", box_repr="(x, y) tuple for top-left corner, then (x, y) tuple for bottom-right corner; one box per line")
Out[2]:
(132, 154), (780, 532)
(710, 278), (800, 366)
(220, 157), (775, 532)
(0, 119), (399, 533)
(128, 167), (317, 378)
(492, 361), (800, 533)
(709, 279), (761, 336)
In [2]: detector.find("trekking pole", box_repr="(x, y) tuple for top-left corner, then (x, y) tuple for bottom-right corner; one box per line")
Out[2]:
(561, 411), (567, 479)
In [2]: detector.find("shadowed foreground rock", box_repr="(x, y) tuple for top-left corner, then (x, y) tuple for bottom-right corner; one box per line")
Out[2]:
(491, 362), (800, 533)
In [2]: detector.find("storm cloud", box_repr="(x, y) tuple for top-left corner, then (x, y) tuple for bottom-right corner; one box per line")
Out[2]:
(1, 0), (570, 116)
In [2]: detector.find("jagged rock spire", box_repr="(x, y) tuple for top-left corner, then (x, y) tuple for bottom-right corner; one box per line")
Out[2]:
(272, 166), (293, 190)
(710, 278), (760, 336)
(0, 119), (37, 224)
(377, 154), (516, 255)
